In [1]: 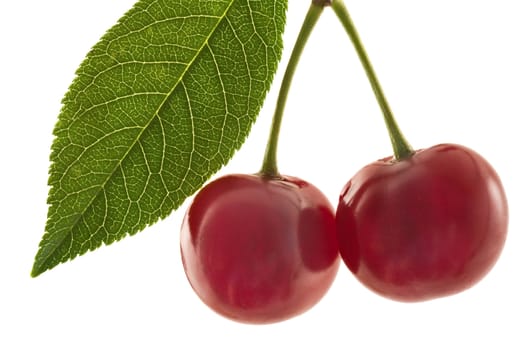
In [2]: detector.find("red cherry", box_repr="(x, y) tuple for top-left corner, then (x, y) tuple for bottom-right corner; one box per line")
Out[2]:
(336, 143), (508, 302)
(180, 174), (340, 324)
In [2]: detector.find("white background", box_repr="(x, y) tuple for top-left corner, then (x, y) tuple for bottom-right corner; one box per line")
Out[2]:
(1, 0), (524, 348)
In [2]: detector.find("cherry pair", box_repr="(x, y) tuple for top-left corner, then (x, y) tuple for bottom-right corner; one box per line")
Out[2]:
(180, 143), (507, 324)
(179, 1), (508, 324)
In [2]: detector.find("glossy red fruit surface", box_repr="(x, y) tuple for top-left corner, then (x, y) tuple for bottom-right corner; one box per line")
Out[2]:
(336, 143), (508, 302)
(181, 174), (340, 324)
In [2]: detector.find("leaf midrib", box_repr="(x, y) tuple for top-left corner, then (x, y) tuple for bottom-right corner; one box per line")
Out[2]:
(35, 0), (237, 276)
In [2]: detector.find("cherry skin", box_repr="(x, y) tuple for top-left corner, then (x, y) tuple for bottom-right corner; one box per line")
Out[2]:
(336, 143), (508, 302)
(180, 173), (340, 324)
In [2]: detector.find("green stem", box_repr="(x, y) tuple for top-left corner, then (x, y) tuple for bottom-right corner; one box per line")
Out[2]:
(331, 0), (413, 160)
(259, 2), (326, 177)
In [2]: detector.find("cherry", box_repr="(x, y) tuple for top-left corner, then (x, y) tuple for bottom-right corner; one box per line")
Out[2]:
(330, 2), (509, 301)
(179, 3), (339, 323)
(180, 174), (340, 324)
(179, 4), (338, 323)
(336, 143), (508, 301)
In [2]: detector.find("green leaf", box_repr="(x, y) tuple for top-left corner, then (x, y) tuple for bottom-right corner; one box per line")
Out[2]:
(32, 0), (287, 277)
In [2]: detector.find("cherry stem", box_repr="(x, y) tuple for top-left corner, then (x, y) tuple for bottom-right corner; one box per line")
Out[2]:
(330, 0), (413, 160)
(260, 2), (326, 177)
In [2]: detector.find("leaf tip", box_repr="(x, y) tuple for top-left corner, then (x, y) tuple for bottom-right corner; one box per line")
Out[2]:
(30, 251), (50, 278)
(30, 262), (44, 278)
